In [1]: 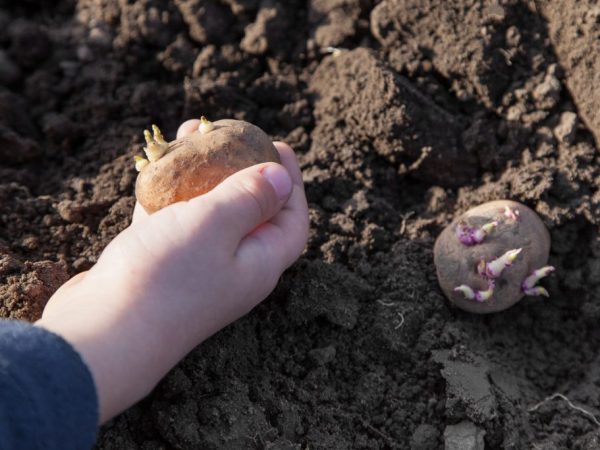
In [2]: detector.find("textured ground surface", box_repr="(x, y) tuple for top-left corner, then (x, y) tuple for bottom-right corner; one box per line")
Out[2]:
(1, 1), (600, 448)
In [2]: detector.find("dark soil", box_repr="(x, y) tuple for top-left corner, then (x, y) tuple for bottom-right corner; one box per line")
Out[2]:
(1, 1), (600, 448)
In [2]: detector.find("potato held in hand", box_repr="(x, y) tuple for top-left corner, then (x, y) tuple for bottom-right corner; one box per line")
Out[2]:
(134, 118), (281, 213)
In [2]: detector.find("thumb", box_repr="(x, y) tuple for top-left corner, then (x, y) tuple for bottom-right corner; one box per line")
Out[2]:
(186, 162), (293, 246)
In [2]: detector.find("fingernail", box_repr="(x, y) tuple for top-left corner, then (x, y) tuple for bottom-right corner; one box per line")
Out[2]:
(261, 164), (292, 200)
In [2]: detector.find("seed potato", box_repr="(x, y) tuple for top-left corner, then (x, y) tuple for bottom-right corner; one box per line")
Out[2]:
(135, 119), (280, 214)
(434, 200), (552, 313)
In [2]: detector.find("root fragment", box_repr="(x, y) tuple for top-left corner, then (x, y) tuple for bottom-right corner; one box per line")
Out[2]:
(529, 393), (600, 427)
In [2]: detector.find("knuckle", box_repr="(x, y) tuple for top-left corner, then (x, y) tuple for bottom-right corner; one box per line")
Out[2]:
(237, 176), (272, 220)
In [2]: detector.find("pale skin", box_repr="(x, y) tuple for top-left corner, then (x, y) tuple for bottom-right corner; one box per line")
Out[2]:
(35, 119), (309, 424)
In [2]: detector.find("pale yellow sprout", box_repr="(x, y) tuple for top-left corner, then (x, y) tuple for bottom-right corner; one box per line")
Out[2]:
(198, 116), (215, 135)
(143, 125), (169, 162)
(134, 155), (149, 172)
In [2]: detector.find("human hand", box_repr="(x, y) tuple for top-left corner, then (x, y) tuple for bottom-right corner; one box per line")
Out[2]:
(36, 119), (309, 423)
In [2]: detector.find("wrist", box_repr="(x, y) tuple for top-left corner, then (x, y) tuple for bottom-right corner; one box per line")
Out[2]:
(35, 272), (172, 423)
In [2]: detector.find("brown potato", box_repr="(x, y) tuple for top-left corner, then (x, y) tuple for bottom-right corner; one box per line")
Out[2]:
(434, 200), (551, 314)
(135, 119), (281, 214)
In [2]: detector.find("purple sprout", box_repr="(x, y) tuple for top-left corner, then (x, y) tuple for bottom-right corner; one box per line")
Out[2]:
(504, 206), (520, 222)
(454, 280), (495, 302)
(477, 248), (522, 279)
(434, 200), (554, 313)
(522, 266), (555, 297)
(455, 220), (498, 246)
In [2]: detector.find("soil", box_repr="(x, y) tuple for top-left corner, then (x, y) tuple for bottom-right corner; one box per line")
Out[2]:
(1, 0), (600, 448)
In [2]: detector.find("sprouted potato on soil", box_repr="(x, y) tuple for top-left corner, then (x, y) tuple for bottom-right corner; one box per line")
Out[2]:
(434, 200), (555, 314)
(134, 117), (281, 214)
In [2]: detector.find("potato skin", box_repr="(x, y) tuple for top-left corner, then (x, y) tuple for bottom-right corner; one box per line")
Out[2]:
(434, 200), (550, 314)
(136, 120), (281, 213)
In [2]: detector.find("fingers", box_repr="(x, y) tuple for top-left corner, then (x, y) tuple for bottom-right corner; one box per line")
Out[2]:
(235, 183), (308, 274)
(259, 184), (309, 268)
(182, 161), (294, 250)
(177, 119), (200, 138)
(267, 142), (309, 265)
(131, 121), (306, 271)
(236, 143), (309, 273)
(132, 202), (149, 224)
(274, 142), (303, 187)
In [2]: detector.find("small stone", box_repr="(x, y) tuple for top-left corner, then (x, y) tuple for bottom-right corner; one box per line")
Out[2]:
(444, 421), (485, 450)
(554, 111), (578, 144)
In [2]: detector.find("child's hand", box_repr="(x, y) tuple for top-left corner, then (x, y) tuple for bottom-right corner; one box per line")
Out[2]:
(36, 119), (309, 423)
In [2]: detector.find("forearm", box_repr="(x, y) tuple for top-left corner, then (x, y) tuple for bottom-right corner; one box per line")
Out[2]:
(35, 276), (174, 423)
(35, 266), (225, 423)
